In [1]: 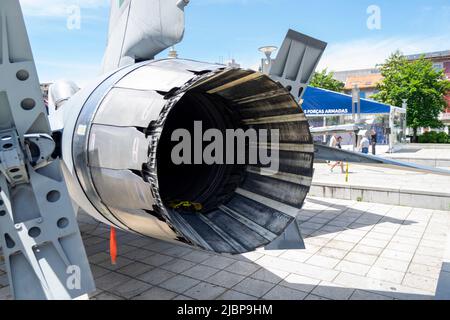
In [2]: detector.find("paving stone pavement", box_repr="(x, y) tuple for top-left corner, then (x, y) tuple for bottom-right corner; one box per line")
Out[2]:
(1, 197), (450, 300)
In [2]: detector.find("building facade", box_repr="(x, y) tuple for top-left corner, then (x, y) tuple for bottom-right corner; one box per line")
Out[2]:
(333, 50), (450, 128)
(406, 50), (450, 126)
(334, 68), (382, 99)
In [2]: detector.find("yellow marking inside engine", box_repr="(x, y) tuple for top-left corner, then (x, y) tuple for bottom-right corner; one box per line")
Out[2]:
(169, 201), (203, 212)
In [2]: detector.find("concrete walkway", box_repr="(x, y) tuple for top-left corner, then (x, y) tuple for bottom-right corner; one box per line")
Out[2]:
(310, 163), (450, 211)
(2, 197), (449, 300)
(383, 148), (450, 168)
(339, 144), (450, 168)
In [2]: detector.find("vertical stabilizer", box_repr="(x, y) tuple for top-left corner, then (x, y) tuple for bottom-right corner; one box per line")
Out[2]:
(269, 29), (327, 100)
(101, 0), (189, 73)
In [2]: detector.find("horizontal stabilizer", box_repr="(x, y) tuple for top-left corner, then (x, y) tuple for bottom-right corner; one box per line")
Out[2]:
(314, 143), (450, 176)
(310, 124), (365, 135)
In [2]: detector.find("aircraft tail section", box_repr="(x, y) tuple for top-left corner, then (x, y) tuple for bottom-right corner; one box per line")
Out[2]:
(101, 0), (189, 73)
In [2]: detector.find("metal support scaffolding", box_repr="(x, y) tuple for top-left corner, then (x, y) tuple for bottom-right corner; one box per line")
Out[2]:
(0, 0), (94, 300)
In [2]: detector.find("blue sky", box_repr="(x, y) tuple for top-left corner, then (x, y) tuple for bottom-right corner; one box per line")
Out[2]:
(19, 0), (450, 85)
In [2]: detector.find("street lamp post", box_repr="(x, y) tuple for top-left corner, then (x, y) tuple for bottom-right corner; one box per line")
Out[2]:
(352, 84), (361, 123)
(258, 46), (278, 74)
(402, 98), (409, 141)
(402, 99), (408, 109)
(389, 107), (395, 153)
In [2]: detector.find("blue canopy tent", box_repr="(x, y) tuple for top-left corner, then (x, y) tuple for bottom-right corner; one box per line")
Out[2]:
(301, 86), (391, 116)
(301, 86), (406, 147)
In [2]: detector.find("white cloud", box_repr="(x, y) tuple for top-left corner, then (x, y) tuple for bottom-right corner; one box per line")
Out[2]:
(36, 60), (101, 87)
(19, 0), (109, 17)
(233, 34), (450, 75)
(317, 35), (450, 72)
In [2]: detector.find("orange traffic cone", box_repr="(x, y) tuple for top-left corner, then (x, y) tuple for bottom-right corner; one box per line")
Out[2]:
(110, 226), (117, 265)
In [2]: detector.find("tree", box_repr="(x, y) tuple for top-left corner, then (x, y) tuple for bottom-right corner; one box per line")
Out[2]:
(372, 51), (450, 141)
(310, 69), (345, 92)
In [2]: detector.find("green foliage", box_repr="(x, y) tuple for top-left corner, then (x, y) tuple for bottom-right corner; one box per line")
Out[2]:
(310, 69), (345, 92)
(437, 132), (450, 144)
(417, 131), (450, 144)
(372, 51), (450, 138)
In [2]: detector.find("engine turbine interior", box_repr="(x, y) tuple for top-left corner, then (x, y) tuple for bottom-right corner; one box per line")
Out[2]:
(63, 59), (315, 254)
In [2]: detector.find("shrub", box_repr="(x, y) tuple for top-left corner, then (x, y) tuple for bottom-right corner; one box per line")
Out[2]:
(437, 132), (448, 144)
(418, 131), (450, 144)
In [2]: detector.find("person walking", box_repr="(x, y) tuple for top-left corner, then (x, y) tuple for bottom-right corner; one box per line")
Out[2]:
(326, 133), (338, 165)
(329, 133), (337, 148)
(330, 136), (345, 173)
(370, 129), (377, 155)
(359, 134), (370, 154)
